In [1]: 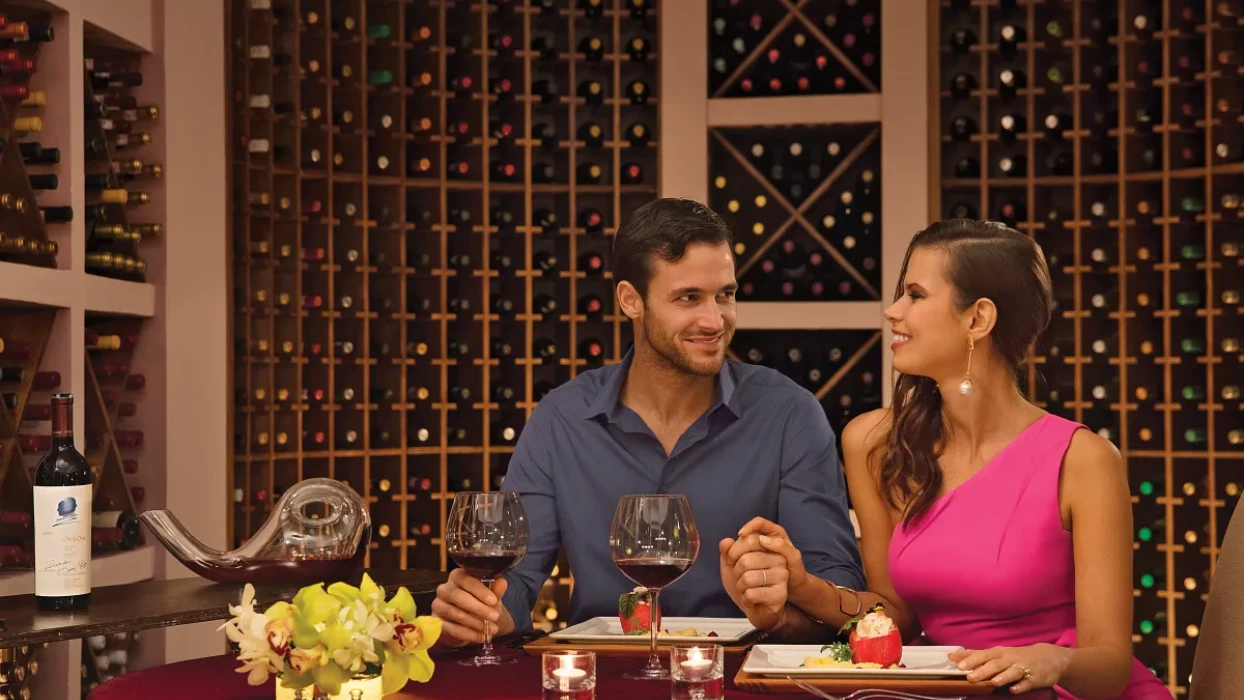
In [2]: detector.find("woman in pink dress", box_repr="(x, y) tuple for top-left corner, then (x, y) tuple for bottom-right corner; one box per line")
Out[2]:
(719, 220), (1172, 698)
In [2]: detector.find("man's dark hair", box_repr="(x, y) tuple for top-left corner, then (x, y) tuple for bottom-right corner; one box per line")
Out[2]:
(610, 198), (733, 299)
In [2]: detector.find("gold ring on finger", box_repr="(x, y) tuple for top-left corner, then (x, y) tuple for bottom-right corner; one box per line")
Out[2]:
(1010, 662), (1032, 681)
(761, 568), (768, 586)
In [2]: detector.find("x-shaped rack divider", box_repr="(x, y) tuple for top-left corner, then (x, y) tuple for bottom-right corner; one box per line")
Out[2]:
(712, 0), (878, 97)
(712, 125), (882, 299)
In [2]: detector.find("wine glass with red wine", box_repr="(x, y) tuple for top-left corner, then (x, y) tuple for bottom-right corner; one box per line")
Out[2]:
(446, 491), (529, 666)
(609, 494), (700, 680)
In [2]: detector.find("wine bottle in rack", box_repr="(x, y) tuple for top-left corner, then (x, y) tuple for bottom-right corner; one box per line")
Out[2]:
(34, 394), (92, 610)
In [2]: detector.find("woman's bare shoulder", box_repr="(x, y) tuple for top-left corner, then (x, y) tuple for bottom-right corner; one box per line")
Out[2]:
(842, 408), (892, 460)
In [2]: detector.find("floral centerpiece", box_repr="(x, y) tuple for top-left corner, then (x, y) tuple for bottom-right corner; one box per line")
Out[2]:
(220, 573), (442, 699)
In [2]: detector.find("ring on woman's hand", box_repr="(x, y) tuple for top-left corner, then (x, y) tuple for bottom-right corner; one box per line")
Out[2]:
(1010, 662), (1032, 681)
(760, 568), (768, 586)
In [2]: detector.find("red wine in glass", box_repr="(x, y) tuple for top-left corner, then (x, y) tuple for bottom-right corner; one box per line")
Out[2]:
(445, 491), (529, 667)
(609, 494), (699, 681)
(449, 550), (524, 580)
(614, 557), (693, 589)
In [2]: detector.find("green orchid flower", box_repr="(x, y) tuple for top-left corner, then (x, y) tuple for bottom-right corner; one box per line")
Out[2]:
(378, 585), (442, 694)
(291, 584), (344, 651)
(359, 573), (385, 607)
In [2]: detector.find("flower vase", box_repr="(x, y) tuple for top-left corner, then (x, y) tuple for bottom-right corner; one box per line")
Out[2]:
(275, 673), (384, 700)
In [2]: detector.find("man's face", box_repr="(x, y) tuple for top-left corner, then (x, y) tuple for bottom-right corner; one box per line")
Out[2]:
(636, 242), (737, 376)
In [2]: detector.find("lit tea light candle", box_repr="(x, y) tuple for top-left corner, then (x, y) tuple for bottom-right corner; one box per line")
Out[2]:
(680, 647), (714, 679)
(554, 656), (587, 692)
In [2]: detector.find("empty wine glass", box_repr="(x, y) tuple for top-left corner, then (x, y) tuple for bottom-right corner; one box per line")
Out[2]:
(446, 491), (529, 666)
(609, 494), (700, 680)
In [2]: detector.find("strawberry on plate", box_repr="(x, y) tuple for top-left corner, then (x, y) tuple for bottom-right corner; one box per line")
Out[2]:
(619, 587), (661, 635)
(840, 603), (902, 668)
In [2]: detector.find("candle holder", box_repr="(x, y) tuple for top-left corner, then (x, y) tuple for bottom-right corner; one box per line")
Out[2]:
(542, 651), (596, 700)
(670, 645), (724, 700)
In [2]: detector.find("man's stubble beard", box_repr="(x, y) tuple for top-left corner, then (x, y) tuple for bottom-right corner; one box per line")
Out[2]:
(639, 312), (731, 378)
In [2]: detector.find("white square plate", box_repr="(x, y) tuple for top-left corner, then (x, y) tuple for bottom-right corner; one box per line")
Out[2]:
(549, 617), (758, 643)
(742, 644), (970, 678)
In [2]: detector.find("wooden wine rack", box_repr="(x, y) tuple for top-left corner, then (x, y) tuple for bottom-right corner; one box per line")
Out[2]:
(227, 0), (659, 629)
(933, 0), (1243, 693)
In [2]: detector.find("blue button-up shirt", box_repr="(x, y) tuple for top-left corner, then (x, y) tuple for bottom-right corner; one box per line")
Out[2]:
(500, 350), (865, 633)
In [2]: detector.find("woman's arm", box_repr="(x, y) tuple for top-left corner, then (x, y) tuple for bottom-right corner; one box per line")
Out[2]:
(1054, 429), (1136, 697)
(780, 408), (923, 639)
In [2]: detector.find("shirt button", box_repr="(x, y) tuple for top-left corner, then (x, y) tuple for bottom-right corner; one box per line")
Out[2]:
(658, 485), (669, 493)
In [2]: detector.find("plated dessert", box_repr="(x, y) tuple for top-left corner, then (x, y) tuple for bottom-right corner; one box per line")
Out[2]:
(803, 604), (904, 670)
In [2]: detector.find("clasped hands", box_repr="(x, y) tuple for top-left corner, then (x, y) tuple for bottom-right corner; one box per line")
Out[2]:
(718, 516), (809, 633)
(719, 517), (1068, 694)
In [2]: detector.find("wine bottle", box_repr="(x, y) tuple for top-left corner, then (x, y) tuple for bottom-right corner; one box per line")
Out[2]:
(580, 337), (605, 362)
(577, 162), (603, 184)
(578, 36), (605, 62)
(578, 208), (604, 234)
(91, 511), (140, 551)
(949, 27), (977, 54)
(578, 251), (605, 277)
(34, 394), (91, 610)
(621, 163), (643, 184)
(578, 294), (605, 318)
(949, 116), (976, 141)
(533, 251), (559, 275)
(493, 384), (517, 404)
(534, 295), (558, 315)
(625, 122), (651, 147)
(627, 36), (651, 62)
(534, 209), (560, 235)
(578, 121), (605, 148)
(626, 80), (650, 104)
(950, 72), (977, 99)
(998, 68), (1026, 99)
(998, 155), (1026, 176)
(534, 338), (558, 359)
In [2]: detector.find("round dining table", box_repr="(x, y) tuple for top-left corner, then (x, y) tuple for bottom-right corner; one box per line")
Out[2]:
(88, 647), (1058, 699)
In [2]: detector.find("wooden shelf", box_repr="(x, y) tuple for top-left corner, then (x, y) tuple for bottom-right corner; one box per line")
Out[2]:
(708, 94), (883, 127)
(736, 301), (882, 330)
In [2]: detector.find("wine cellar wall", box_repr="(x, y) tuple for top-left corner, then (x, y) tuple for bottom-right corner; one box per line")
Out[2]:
(228, 0), (658, 630)
(935, 0), (1242, 694)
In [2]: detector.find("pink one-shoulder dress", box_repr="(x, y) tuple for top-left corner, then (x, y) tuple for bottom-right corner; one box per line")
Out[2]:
(887, 413), (1173, 699)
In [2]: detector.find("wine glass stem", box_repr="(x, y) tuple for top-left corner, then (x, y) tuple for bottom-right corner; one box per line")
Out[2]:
(646, 589), (660, 670)
(481, 578), (495, 657)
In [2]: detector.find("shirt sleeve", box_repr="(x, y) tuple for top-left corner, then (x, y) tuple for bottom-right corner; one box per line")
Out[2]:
(778, 391), (866, 591)
(498, 402), (561, 634)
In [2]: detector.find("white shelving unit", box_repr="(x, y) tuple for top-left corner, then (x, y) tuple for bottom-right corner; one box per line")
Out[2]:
(0, 1), (228, 698)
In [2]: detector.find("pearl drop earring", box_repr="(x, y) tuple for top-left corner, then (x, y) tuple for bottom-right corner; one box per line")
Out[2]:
(958, 335), (976, 397)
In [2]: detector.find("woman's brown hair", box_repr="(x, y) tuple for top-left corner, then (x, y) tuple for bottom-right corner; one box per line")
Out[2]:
(871, 219), (1054, 526)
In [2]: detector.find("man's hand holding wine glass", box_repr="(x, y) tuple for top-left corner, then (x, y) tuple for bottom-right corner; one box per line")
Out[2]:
(438, 491), (529, 665)
(431, 569), (515, 647)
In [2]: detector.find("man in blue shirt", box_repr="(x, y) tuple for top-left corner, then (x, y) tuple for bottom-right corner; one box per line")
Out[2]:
(432, 198), (863, 646)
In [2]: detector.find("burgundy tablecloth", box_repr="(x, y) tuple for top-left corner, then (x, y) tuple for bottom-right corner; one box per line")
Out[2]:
(88, 648), (1056, 699)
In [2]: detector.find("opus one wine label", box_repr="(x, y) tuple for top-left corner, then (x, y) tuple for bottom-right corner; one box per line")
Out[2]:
(34, 393), (93, 609)
(34, 484), (92, 596)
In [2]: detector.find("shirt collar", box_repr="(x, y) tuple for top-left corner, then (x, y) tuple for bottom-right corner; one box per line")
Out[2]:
(585, 348), (740, 422)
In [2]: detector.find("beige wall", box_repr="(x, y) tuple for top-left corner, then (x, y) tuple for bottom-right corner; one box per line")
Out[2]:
(158, 0), (230, 663)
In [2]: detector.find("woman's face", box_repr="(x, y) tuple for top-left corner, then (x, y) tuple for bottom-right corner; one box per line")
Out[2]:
(883, 247), (971, 380)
